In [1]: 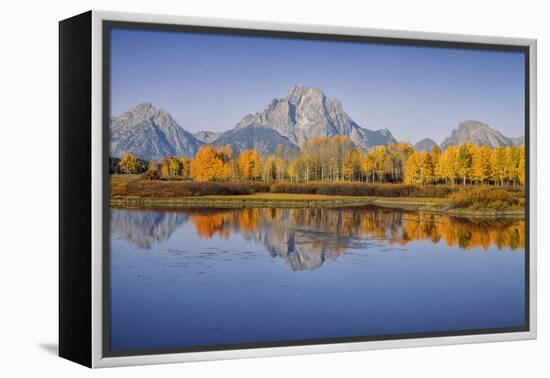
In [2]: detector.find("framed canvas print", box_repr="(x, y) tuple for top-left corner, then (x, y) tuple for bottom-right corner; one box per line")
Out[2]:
(59, 10), (537, 368)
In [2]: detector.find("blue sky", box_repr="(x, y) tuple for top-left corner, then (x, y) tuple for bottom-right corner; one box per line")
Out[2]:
(110, 28), (525, 144)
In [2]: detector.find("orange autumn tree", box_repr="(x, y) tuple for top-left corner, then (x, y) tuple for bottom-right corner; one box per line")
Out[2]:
(189, 145), (234, 181)
(237, 149), (261, 180)
(160, 157), (170, 178)
(190, 146), (225, 181)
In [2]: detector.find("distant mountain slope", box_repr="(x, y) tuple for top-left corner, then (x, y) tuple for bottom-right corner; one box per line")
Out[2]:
(235, 85), (397, 149)
(213, 126), (298, 155)
(110, 103), (202, 161)
(440, 120), (523, 149)
(193, 130), (222, 143)
(414, 138), (439, 151)
(509, 136), (525, 146)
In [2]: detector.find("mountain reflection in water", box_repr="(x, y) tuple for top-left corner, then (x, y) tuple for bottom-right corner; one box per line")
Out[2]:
(110, 207), (524, 271)
(110, 210), (189, 249)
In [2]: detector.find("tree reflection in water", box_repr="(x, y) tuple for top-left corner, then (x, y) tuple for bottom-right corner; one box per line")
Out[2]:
(110, 207), (525, 271)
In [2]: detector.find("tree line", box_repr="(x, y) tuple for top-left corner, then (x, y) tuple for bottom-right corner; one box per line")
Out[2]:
(116, 135), (525, 186)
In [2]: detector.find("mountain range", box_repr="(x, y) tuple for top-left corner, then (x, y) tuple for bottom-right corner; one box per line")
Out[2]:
(193, 130), (222, 144)
(109, 85), (524, 161)
(234, 85), (397, 149)
(440, 120), (524, 149)
(110, 102), (201, 161)
(413, 138), (439, 152)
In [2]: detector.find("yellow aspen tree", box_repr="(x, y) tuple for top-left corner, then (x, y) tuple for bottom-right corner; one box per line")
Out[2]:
(262, 155), (277, 181)
(237, 149), (261, 180)
(421, 151), (436, 184)
(429, 146), (441, 183)
(119, 152), (140, 174)
(457, 144), (473, 185)
(471, 145), (491, 184)
(227, 159), (240, 181)
(404, 151), (421, 185)
(168, 157), (181, 176)
(178, 157), (192, 179)
(438, 146), (459, 184)
(491, 147), (507, 186)
(274, 156), (288, 181)
(435, 149), (447, 184)
(343, 149), (361, 182)
(359, 152), (374, 183)
(518, 145), (526, 185)
(288, 158), (301, 183)
(370, 145), (389, 183)
(388, 142), (413, 182)
(505, 146), (521, 185)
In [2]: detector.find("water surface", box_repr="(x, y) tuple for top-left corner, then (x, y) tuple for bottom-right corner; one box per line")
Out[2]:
(109, 206), (525, 353)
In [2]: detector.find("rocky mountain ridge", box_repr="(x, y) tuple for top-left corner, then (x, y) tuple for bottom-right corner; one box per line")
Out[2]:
(110, 88), (524, 161)
(440, 120), (523, 149)
(110, 102), (202, 161)
(236, 85), (397, 149)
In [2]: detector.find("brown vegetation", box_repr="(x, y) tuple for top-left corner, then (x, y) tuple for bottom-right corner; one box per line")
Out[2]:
(110, 175), (524, 213)
(448, 186), (524, 210)
(270, 182), (457, 198)
(110, 175), (270, 197)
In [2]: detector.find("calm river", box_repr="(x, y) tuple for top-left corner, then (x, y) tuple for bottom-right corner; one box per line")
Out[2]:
(108, 206), (525, 353)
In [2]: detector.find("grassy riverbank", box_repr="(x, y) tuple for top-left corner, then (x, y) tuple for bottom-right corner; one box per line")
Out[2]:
(110, 192), (442, 209)
(109, 175), (525, 217)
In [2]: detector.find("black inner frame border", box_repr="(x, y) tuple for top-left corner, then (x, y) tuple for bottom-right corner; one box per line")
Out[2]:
(102, 20), (531, 358)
